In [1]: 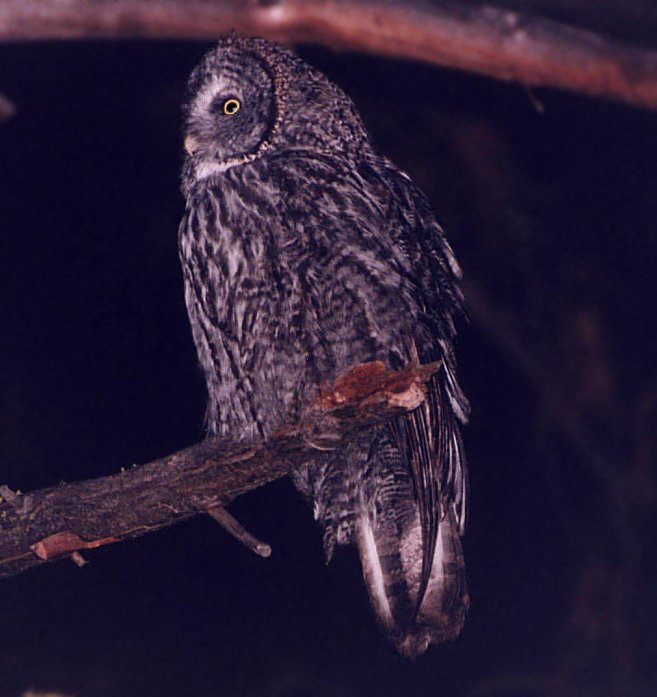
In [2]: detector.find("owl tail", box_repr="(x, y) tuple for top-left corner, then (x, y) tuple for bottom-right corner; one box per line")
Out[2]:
(355, 506), (468, 658)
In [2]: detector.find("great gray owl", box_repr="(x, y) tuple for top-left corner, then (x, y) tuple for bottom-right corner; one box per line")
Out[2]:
(179, 36), (469, 658)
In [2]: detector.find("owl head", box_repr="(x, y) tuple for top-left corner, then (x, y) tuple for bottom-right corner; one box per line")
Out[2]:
(181, 36), (369, 192)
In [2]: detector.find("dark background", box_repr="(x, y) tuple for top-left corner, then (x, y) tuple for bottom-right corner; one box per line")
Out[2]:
(1, 29), (656, 697)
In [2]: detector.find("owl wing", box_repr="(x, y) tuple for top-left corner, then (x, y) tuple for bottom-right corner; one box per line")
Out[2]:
(363, 156), (470, 619)
(269, 148), (468, 645)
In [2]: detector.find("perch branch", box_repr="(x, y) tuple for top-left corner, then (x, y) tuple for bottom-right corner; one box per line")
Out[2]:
(0, 360), (438, 579)
(0, 0), (656, 111)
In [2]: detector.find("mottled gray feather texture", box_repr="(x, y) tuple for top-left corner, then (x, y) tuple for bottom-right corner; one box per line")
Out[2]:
(179, 36), (469, 658)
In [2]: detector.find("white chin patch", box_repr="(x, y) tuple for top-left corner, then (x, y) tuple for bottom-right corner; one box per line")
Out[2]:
(194, 158), (237, 179)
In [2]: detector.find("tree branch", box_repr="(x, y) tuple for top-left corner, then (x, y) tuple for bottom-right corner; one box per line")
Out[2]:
(0, 0), (656, 111)
(0, 360), (438, 579)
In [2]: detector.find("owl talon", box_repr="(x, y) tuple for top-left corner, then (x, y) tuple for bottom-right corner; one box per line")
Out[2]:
(207, 506), (272, 558)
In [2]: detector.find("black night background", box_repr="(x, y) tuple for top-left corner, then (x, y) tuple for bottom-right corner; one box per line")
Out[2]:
(1, 18), (657, 697)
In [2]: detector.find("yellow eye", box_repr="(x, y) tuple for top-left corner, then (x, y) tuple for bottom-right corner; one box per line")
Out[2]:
(223, 98), (241, 115)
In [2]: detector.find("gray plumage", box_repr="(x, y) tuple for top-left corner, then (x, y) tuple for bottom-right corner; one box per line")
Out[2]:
(179, 36), (469, 657)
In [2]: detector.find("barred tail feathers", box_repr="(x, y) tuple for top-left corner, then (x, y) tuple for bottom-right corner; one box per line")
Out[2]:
(356, 506), (468, 659)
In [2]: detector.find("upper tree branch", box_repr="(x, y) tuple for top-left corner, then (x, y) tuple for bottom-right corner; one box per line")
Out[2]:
(0, 0), (656, 111)
(0, 360), (438, 579)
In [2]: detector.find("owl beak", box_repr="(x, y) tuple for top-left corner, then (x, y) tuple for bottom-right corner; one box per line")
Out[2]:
(184, 134), (200, 156)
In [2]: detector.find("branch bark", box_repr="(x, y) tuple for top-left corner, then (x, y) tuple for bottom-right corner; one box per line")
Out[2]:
(0, 0), (656, 111)
(0, 360), (438, 579)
